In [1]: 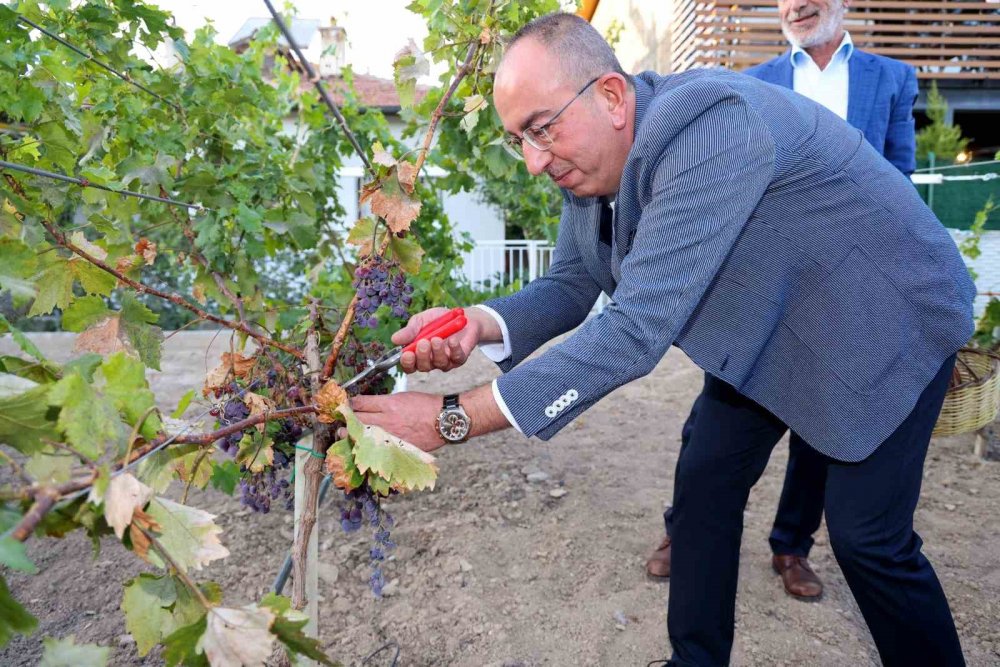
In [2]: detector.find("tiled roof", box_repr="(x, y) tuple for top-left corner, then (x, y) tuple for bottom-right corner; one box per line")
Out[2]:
(313, 73), (430, 110)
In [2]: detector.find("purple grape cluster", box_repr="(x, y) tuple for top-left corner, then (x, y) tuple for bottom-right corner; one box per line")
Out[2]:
(236, 419), (304, 513)
(337, 338), (393, 396)
(352, 255), (413, 329)
(213, 398), (250, 457)
(339, 484), (395, 597)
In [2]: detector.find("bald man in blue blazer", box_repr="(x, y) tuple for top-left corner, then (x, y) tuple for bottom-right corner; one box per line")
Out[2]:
(648, 0), (921, 602)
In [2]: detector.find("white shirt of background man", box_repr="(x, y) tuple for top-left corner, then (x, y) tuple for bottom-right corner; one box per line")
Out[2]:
(791, 31), (854, 120)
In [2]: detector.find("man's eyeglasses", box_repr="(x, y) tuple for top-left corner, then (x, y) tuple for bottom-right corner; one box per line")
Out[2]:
(503, 76), (601, 159)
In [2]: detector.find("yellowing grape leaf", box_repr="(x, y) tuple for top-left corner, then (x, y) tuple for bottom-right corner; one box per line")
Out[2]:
(339, 404), (436, 492)
(243, 392), (275, 433)
(325, 438), (364, 491)
(371, 141), (396, 168)
(74, 317), (128, 357)
(173, 450), (213, 489)
(128, 508), (159, 561)
(69, 231), (108, 262)
(363, 173), (421, 234)
(345, 217), (385, 257)
(314, 380), (347, 424)
(198, 605), (275, 667)
(236, 434), (273, 474)
(121, 573), (177, 656)
(134, 238), (157, 265)
(104, 473), (154, 540)
(202, 353), (257, 397)
(145, 498), (229, 572)
(396, 160), (417, 194)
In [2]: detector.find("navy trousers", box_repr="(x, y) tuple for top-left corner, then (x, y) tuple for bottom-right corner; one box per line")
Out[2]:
(664, 378), (827, 559)
(667, 356), (964, 667)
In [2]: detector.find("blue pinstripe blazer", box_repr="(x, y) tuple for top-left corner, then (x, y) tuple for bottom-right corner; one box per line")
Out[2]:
(744, 49), (919, 175)
(484, 70), (974, 462)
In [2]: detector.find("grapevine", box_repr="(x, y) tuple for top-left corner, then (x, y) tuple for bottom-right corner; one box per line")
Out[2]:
(0, 0), (560, 663)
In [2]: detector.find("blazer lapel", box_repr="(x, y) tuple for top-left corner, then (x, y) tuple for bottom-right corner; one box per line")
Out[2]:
(773, 51), (794, 89)
(847, 51), (878, 135)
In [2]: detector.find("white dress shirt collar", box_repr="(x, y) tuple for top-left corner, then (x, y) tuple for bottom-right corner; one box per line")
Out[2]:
(790, 31), (854, 70)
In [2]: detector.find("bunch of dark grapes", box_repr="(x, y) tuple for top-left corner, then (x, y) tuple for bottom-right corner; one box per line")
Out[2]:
(337, 338), (394, 396)
(352, 255), (413, 329)
(339, 484), (395, 597)
(237, 418), (304, 514)
(210, 384), (250, 457)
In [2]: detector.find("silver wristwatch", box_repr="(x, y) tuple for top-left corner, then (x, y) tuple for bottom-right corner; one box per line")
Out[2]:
(436, 394), (471, 444)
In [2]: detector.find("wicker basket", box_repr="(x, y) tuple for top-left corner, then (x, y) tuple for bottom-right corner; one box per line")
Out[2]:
(933, 347), (1000, 437)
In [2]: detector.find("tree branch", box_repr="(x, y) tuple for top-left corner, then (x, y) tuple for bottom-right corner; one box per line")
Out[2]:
(319, 38), (485, 381)
(37, 217), (304, 360)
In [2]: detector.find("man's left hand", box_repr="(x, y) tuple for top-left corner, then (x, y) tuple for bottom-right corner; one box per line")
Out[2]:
(347, 392), (447, 453)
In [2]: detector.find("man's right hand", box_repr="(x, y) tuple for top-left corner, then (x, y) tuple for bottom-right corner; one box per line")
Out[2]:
(392, 306), (500, 373)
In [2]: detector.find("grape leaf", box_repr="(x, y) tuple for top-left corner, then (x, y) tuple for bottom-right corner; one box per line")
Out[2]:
(25, 450), (74, 485)
(461, 93), (486, 134)
(243, 391), (275, 432)
(202, 352), (257, 397)
(27, 261), (74, 317)
(392, 40), (428, 109)
(314, 380), (347, 423)
(388, 232), (425, 274)
(236, 434), (273, 474)
(209, 459), (240, 495)
(271, 615), (337, 665)
(0, 383), (58, 454)
(0, 536), (37, 573)
(162, 615), (209, 667)
(98, 352), (163, 441)
(145, 497), (229, 572)
(73, 317), (130, 357)
(345, 216), (386, 257)
(39, 635), (110, 667)
(0, 238), (38, 300)
(0, 575), (37, 647)
(0, 313), (44, 361)
(198, 605), (275, 667)
(173, 449), (213, 489)
(61, 295), (111, 332)
(172, 389), (196, 418)
(71, 260), (117, 297)
(48, 372), (122, 460)
(104, 472), (154, 540)
(339, 404), (437, 492)
(325, 437), (364, 492)
(363, 172), (421, 234)
(122, 573), (177, 656)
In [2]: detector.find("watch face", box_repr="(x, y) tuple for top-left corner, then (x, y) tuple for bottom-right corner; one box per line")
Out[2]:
(439, 409), (470, 442)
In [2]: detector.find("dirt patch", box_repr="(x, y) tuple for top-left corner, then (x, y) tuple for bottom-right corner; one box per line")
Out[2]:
(3, 332), (999, 666)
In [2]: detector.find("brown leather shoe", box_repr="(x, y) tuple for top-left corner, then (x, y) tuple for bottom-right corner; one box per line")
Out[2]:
(772, 554), (823, 599)
(646, 535), (672, 578)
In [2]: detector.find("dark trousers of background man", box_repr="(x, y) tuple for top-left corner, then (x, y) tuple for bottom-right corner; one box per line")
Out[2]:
(666, 356), (965, 667)
(664, 387), (827, 558)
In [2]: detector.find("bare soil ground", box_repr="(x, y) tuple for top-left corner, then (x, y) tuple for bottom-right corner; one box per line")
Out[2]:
(3, 331), (1000, 666)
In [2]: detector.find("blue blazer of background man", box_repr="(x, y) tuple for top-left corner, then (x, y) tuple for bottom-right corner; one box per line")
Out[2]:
(647, 0), (921, 604)
(746, 33), (919, 174)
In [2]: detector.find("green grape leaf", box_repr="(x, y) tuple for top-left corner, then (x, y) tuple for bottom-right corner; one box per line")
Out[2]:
(48, 372), (121, 460)
(119, 295), (163, 370)
(0, 576), (37, 647)
(0, 536), (37, 573)
(0, 238), (38, 300)
(171, 389), (196, 418)
(70, 260), (116, 296)
(25, 450), (74, 485)
(325, 437), (364, 492)
(339, 404), (437, 492)
(209, 459), (240, 495)
(162, 615), (209, 667)
(271, 614), (337, 665)
(98, 352), (162, 440)
(145, 497), (229, 572)
(0, 384), (60, 454)
(0, 313), (44, 361)
(61, 295), (111, 332)
(388, 233), (425, 274)
(122, 573), (177, 656)
(173, 449), (213, 489)
(0, 356), (57, 384)
(39, 635), (110, 666)
(197, 605), (275, 667)
(27, 260), (74, 317)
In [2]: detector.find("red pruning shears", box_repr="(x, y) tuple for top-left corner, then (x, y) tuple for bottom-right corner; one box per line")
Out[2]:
(340, 307), (468, 391)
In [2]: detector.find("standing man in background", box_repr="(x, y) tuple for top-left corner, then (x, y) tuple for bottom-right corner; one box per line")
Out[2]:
(645, 0), (919, 600)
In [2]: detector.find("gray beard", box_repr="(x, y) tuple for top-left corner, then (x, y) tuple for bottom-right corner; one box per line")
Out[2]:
(782, 3), (847, 50)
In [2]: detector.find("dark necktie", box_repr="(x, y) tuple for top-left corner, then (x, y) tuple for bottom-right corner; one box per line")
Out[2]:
(599, 198), (613, 247)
